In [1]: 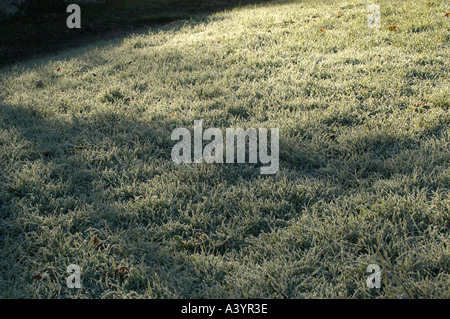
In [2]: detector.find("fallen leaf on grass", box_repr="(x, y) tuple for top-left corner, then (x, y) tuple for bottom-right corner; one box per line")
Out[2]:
(114, 266), (129, 277)
(33, 272), (48, 281)
(43, 150), (53, 158)
(93, 236), (108, 249)
(320, 27), (325, 32)
(388, 25), (398, 31)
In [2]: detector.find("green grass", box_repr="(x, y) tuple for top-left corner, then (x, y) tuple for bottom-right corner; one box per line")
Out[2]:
(0, 0), (449, 299)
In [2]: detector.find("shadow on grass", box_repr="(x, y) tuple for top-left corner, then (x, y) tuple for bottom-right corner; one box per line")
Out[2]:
(1, 90), (448, 297)
(1, 92), (448, 298)
(0, 0), (299, 66)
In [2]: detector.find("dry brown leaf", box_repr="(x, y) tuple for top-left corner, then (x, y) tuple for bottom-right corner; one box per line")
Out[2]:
(114, 266), (129, 277)
(93, 236), (108, 249)
(43, 150), (53, 158)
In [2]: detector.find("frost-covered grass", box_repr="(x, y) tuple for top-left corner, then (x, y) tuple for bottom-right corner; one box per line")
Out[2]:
(0, 0), (449, 298)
